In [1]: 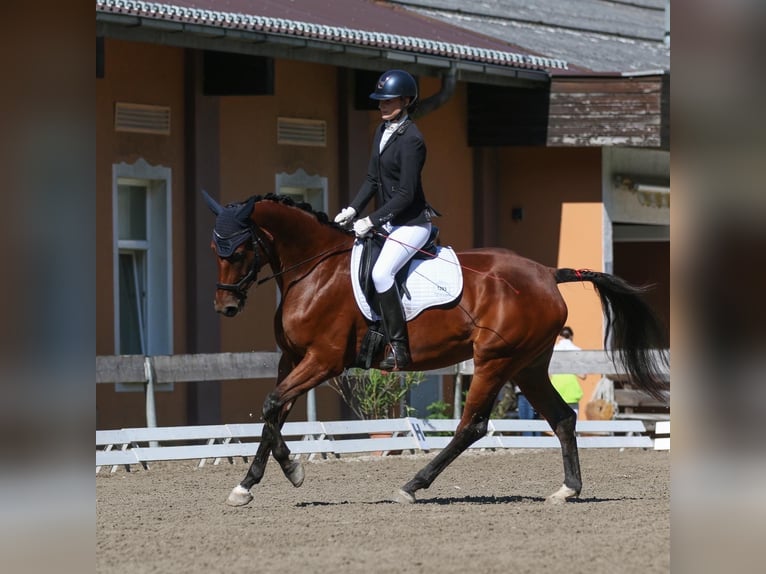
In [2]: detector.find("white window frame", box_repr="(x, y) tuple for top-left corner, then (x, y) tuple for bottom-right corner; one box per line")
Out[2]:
(274, 168), (328, 420)
(112, 159), (173, 390)
(272, 168), (329, 312)
(275, 168), (328, 214)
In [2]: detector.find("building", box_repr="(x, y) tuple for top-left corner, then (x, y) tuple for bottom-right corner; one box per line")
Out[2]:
(96, 0), (669, 429)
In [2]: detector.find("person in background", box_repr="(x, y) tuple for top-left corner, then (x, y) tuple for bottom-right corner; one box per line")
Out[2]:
(550, 326), (587, 416)
(334, 69), (439, 371)
(515, 384), (539, 437)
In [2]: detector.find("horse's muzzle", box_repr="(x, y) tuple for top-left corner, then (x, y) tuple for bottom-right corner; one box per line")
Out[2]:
(220, 305), (239, 317)
(214, 293), (244, 317)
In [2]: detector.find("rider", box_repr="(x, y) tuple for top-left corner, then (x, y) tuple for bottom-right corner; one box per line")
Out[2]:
(334, 69), (439, 370)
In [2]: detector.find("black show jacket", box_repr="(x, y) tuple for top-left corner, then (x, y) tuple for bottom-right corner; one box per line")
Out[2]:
(349, 119), (436, 227)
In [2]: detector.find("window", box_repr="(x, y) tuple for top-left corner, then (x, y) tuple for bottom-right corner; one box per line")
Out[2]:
(274, 169), (328, 419)
(113, 161), (173, 364)
(275, 168), (328, 213)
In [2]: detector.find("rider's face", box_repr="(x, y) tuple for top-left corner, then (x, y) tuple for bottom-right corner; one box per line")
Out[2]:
(378, 97), (409, 121)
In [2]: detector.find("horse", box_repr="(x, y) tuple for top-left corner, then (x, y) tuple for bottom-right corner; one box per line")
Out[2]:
(202, 192), (668, 507)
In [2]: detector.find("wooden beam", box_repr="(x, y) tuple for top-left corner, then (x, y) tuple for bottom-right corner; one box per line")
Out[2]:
(96, 350), (669, 383)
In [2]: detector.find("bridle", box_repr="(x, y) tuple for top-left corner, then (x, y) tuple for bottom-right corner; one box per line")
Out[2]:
(213, 210), (352, 303)
(214, 224), (271, 302)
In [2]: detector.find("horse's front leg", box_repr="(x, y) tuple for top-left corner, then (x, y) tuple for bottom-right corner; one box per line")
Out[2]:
(226, 401), (295, 506)
(227, 353), (297, 507)
(227, 436), (272, 506)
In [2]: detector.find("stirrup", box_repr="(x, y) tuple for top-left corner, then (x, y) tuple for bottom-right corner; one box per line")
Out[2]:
(379, 343), (410, 371)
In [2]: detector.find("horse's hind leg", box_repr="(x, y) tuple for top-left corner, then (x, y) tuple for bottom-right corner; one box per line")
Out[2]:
(263, 394), (305, 487)
(516, 358), (582, 504)
(395, 359), (510, 504)
(261, 355), (337, 486)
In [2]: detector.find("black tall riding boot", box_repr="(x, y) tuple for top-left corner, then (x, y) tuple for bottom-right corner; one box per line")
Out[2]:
(377, 284), (411, 370)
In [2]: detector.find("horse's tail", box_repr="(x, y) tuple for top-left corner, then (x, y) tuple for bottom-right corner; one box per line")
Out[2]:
(555, 268), (669, 401)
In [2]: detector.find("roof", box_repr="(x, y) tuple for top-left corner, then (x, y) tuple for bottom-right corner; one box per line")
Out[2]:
(96, 0), (571, 80)
(390, 0), (670, 73)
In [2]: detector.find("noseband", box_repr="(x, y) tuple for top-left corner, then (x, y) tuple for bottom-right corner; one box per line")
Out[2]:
(214, 225), (270, 301)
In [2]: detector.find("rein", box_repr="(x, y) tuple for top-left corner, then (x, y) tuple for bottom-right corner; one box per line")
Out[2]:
(255, 240), (351, 286)
(373, 229), (520, 295)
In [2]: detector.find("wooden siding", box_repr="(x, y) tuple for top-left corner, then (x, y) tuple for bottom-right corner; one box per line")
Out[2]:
(547, 75), (669, 149)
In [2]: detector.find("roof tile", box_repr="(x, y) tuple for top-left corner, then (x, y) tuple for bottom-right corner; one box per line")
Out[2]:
(96, 0), (569, 71)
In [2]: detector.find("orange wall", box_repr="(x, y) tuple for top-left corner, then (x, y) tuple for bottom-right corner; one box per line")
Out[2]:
(557, 203), (605, 416)
(96, 39), (188, 429)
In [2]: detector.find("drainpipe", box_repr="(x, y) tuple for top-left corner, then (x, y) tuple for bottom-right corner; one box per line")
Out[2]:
(664, 0), (670, 46)
(411, 64), (457, 120)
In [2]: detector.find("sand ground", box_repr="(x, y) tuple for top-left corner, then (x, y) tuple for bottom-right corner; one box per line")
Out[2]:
(97, 448), (669, 574)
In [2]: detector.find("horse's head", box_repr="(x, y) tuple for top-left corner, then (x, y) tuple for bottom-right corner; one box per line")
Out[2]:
(203, 191), (265, 317)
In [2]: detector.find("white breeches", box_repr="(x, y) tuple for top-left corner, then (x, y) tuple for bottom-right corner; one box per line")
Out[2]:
(372, 222), (432, 292)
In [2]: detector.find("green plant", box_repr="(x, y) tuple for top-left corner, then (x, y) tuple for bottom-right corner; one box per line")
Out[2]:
(491, 382), (517, 419)
(329, 368), (424, 420)
(425, 400), (451, 420)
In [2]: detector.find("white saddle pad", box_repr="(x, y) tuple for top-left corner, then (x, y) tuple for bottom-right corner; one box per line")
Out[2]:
(351, 240), (463, 321)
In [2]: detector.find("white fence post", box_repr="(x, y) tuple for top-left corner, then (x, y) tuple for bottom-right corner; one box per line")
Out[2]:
(306, 388), (317, 421)
(453, 372), (462, 418)
(143, 356), (158, 447)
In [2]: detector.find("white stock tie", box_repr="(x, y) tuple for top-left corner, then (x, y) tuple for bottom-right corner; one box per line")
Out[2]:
(379, 122), (398, 152)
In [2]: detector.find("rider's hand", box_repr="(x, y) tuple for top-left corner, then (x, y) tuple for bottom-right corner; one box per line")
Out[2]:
(353, 217), (374, 238)
(333, 206), (357, 226)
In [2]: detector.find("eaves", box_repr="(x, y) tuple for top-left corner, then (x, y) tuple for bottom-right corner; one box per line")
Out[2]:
(96, 0), (568, 87)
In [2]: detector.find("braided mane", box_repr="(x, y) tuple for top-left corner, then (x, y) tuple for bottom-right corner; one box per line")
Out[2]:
(249, 193), (351, 234)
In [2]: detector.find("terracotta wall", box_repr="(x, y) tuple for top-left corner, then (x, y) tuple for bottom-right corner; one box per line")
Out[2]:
(346, 74), (474, 249)
(415, 76), (474, 251)
(96, 39), (188, 429)
(217, 60), (344, 422)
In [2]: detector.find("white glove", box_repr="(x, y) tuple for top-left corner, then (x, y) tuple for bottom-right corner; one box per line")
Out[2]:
(333, 206), (356, 225)
(353, 217), (374, 238)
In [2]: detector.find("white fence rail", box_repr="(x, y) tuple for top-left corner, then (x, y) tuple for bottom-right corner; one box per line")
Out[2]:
(96, 350), (670, 424)
(653, 420), (670, 450)
(96, 417), (667, 473)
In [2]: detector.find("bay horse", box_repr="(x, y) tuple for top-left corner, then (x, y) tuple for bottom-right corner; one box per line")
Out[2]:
(203, 192), (668, 507)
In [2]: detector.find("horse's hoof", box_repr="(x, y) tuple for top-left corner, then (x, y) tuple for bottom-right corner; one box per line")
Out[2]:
(285, 461), (305, 488)
(226, 485), (253, 507)
(545, 484), (578, 505)
(392, 489), (416, 504)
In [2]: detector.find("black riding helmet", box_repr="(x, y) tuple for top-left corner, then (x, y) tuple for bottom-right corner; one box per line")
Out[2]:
(369, 69), (418, 108)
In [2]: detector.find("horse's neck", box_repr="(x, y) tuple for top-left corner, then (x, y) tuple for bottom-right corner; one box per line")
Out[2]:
(255, 204), (348, 270)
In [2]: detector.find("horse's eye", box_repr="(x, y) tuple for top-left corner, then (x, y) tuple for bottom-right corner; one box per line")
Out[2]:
(227, 252), (245, 263)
